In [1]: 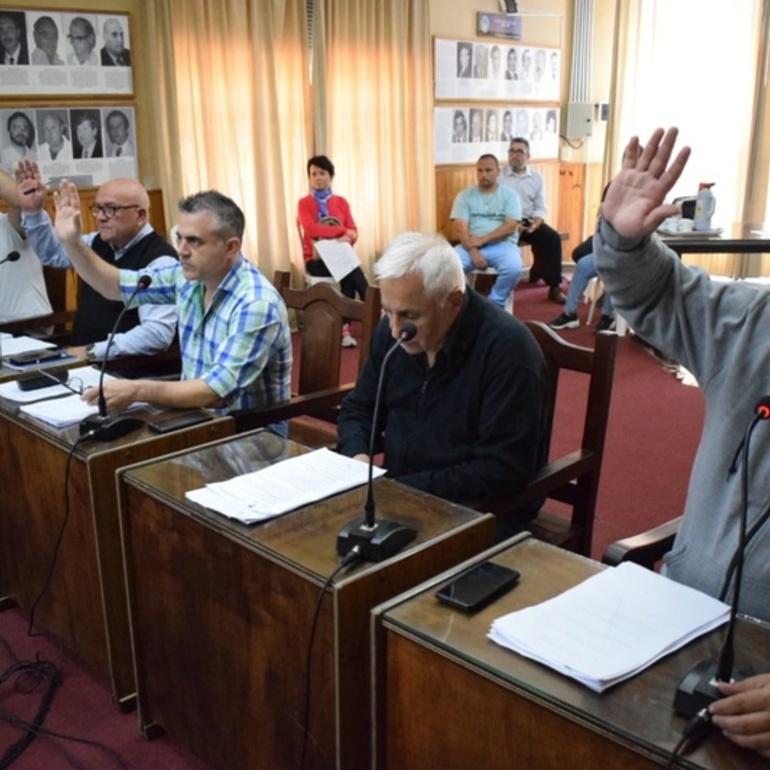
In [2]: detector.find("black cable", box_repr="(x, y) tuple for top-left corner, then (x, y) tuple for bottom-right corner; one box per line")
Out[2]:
(663, 709), (712, 770)
(27, 435), (91, 637)
(298, 546), (363, 770)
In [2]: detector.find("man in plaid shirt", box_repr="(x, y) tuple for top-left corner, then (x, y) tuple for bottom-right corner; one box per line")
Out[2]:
(18, 167), (292, 432)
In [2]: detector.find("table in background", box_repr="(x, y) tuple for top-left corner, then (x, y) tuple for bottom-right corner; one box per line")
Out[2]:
(117, 430), (495, 770)
(373, 535), (770, 770)
(0, 397), (233, 709)
(661, 224), (770, 277)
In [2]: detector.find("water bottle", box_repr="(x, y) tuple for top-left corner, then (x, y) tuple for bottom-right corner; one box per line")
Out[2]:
(693, 183), (716, 231)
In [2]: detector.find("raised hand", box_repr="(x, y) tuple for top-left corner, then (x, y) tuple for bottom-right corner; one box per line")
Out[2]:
(52, 179), (84, 247)
(601, 127), (691, 240)
(14, 159), (47, 213)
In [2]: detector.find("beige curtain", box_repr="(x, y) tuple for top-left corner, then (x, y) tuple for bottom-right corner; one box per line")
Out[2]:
(605, 0), (766, 276)
(313, 0), (434, 274)
(148, 0), (311, 281)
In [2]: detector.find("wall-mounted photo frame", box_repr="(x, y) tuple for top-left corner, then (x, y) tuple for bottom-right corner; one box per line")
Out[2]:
(0, 105), (138, 184)
(0, 9), (132, 95)
(434, 105), (559, 164)
(435, 38), (560, 103)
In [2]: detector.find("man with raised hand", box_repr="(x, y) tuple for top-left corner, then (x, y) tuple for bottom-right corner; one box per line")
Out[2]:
(594, 127), (770, 758)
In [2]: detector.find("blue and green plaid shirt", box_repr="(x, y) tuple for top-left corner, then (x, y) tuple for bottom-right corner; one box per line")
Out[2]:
(119, 255), (292, 413)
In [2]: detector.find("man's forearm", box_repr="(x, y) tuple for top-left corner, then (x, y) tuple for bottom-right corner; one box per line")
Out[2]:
(133, 378), (222, 409)
(63, 237), (122, 300)
(477, 220), (519, 246)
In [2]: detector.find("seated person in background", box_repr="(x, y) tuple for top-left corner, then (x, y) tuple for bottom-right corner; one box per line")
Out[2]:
(17, 159), (177, 362)
(594, 126), (770, 757)
(451, 154), (522, 310)
(338, 232), (547, 540)
(0, 168), (52, 322)
(20, 180), (293, 429)
(297, 154), (369, 348)
(500, 137), (567, 304)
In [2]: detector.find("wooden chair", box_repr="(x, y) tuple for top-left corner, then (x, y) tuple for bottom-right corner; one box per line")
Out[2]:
(602, 516), (682, 569)
(230, 270), (380, 443)
(498, 320), (618, 556)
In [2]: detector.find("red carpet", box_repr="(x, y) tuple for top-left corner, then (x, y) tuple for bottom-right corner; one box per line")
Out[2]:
(0, 281), (704, 768)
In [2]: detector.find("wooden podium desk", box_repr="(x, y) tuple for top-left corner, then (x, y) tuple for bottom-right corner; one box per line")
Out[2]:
(0, 396), (233, 709)
(373, 536), (770, 770)
(116, 430), (495, 770)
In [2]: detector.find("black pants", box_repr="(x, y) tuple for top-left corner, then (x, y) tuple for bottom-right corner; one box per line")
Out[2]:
(305, 260), (368, 302)
(518, 222), (563, 287)
(572, 235), (593, 263)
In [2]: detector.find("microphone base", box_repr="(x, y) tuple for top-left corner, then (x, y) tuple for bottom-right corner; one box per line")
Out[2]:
(79, 413), (145, 442)
(673, 659), (748, 718)
(336, 517), (417, 562)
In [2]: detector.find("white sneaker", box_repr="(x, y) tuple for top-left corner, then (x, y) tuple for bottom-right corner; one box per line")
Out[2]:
(341, 324), (357, 348)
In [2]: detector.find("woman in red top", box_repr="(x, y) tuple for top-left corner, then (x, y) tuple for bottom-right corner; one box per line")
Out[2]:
(297, 155), (369, 347)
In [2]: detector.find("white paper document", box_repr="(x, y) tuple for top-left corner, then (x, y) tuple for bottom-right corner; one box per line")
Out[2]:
(185, 447), (386, 524)
(489, 561), (730, 692)
(312, 240), (361, 282)
(2, 336), (57, 357)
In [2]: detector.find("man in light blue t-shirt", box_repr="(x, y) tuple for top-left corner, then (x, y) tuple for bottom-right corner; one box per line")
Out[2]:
(450, 154), (522, 308)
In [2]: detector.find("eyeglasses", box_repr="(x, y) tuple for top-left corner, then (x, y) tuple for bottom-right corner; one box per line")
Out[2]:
(89, 204), (139, 219)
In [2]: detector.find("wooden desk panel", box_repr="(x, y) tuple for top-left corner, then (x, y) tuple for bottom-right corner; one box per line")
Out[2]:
(117, 431), (495, 770)
(375, 537), (770, 770)
(0, 400), (233, 708)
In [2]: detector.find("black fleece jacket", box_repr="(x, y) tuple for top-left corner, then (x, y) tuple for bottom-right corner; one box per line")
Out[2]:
(338, 289), (547, 510)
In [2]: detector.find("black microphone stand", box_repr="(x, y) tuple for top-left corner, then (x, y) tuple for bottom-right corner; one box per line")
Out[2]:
(673, 399), (770, 717)
(79, 276), (152, 442)
(336, 325), (418, 562)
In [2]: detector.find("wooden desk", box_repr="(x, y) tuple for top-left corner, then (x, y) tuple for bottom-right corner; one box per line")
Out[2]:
(374, 536), (770, 770)
(0, 397), (233, 709)
(117, 430), (495, 770)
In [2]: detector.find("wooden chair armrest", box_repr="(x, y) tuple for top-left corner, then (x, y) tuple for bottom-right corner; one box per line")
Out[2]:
(509, 450), (594, 507)
(231, 383), (354, 433)
(601, 516), (683, 569)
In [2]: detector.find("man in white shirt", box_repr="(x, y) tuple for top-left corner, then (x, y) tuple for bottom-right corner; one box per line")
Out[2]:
(499, 137), (566, 303)
(30, 16), (64, 66)
(1, 113), (36, 171)
(0, 169), (52, 322)
(66, 17), (98, 67)
(37, 112), (73, 162)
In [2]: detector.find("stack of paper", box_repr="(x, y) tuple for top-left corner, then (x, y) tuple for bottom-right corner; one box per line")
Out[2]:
(186, 447), (385, 523)
(489, 561), (730, 692)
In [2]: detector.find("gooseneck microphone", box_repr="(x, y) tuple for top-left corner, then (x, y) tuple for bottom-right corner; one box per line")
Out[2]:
(0, 250), (20, 266)
(673, 396), (770, 718)
(79, 275), (152, 442)
(336, 322), (419, 562)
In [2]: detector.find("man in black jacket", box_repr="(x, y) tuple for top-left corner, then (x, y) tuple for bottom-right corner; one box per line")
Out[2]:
(338, 231), (548, 538)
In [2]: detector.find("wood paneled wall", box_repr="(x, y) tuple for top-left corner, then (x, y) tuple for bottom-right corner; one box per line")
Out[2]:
(1, 188), (167, 313)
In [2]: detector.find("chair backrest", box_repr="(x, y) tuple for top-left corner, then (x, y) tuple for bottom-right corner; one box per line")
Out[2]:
(516, 320), (618, 556)
(273, 270), (380, 394)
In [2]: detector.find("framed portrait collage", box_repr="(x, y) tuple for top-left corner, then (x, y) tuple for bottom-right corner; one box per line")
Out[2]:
(0, 7), (138, 182)
(433, 37), (561, 164)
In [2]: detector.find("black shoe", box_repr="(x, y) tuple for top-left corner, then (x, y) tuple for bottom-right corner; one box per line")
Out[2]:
(596, 314), (615, 333)
(548, 286), (567, 304)
(549, 312), (579, 330)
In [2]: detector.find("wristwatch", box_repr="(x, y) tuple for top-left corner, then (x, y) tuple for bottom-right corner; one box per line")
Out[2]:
(85, 343), (97, 361)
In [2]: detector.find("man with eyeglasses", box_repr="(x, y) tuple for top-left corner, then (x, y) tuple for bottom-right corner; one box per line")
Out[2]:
(15, 159), (177, 362)
(66, 16), (97, 67)
(500, 137), (566, 304)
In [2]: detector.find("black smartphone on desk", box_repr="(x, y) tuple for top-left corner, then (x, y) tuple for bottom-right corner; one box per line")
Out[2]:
(6, 348), (67, 367)
(436, 562), (520, 613)
(147, 410), (214, 434)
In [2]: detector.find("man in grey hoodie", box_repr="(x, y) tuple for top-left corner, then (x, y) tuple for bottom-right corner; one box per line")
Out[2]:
(595, 126), (770, 758)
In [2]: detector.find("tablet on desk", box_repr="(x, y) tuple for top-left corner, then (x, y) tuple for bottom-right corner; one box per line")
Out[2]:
(6, 348), (69, 367)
